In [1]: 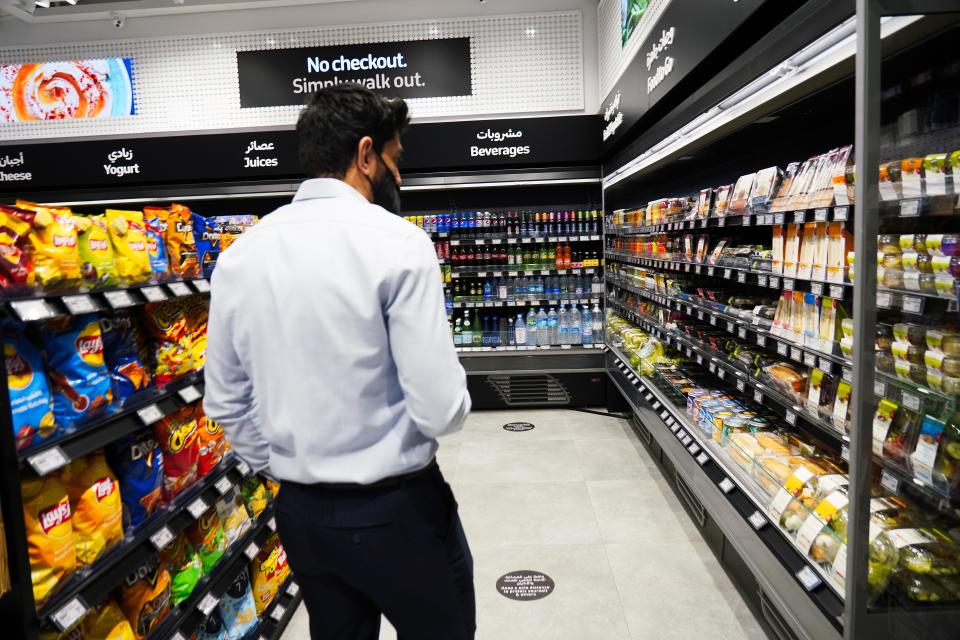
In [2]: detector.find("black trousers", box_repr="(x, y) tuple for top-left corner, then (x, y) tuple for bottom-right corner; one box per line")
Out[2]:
(275, 463), (476, 640)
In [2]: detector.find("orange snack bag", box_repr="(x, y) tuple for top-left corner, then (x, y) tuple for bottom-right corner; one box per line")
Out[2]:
(195, 405), (226, 477)
(83, 598), (136, 640)
(154, 204), (199, 279)
(63, 451), (124, 566)
(116, 559), (171, 640)
(22, 473), (77, 605)
(17, 201), (81, 292)
(153, 405), (200, 501)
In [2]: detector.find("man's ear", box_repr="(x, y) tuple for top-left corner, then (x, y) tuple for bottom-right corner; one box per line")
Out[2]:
(356, 135), (376, 178)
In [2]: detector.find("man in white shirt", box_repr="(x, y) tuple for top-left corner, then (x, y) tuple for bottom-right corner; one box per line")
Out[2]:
(204, 84), (474, 639)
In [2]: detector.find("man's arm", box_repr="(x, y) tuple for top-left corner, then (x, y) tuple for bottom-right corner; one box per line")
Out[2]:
(202, 274), (271, 472)
(385, 232), (471, 439)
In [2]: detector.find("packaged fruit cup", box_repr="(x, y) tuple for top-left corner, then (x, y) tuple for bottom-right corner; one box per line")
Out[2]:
(893, 323), (926, 347)
(926, 329), (960, 356)
(926, 234), (960, 257)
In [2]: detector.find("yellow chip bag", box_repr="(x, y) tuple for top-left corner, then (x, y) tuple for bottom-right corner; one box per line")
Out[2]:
(82, 598), (136, 640)
(105, 210), (152, 286)
(22, 473), (77, 605)
(63, 452), (124, 566)
(17, 201), (81, 292)
(249, 533), (289, 615)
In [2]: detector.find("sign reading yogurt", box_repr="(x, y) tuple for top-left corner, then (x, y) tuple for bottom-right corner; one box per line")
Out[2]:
(103, 147), (140, 178)
(237, 38), (472, 107)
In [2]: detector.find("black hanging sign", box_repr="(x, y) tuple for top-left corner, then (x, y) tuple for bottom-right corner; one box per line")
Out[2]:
(237, 38), (473, 108)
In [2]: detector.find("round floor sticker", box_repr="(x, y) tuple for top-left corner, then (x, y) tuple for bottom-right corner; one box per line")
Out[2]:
(503, 422), (535, 432)
(496, 570), (555, 600)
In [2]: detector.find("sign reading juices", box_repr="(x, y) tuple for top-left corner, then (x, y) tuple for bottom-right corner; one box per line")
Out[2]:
(236, 38), (472, 108)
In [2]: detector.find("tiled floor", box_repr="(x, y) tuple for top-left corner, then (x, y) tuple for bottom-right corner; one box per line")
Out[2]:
(281, 409), (770, 640)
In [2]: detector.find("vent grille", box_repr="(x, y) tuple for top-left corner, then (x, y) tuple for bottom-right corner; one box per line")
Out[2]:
(485, 374), (572, 406)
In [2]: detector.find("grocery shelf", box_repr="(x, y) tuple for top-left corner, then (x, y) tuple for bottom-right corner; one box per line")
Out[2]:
(18, 372), (205, 475)
(38, 456), (246, 632)
(450, 234), (602, 245)
(451, 297), (602, 309)
(3, 279), (210, 323)
(457, 344), (605, 356)
(451, 267), (600, 278)
(605, 206), (852, 236)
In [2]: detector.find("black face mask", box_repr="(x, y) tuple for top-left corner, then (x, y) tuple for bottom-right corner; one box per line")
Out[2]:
(367, 152), (401, 215)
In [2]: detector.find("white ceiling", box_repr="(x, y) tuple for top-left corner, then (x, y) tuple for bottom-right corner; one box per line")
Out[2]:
(0, 0), (364, 22)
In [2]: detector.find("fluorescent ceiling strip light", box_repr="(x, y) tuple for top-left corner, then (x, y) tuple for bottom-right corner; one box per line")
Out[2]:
(604, 15), (920, 190)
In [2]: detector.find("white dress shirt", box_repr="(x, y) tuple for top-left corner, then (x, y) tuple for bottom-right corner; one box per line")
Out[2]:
(203, 178), (471, 484)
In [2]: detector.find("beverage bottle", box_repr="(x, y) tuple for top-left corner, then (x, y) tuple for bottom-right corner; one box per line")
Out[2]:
(592, 304), (604, 344)
(473, 313), (483, 347)
(482, 317), (491, 346)
(555, 243), (563, 268)
(514, 245), (523, 268)
(526, 309), (537, 346)
(453, 317), (462, 346)
(483, 280), (493, 301)
(516, 276), (526, 300)
(498, 244), (508, 266)
(540, 243), (549, 269)
(536, 308), (548, 346)
(548, 243), (556, 267)
(490, 316), (499, 347)
(498, 212), (507, 233)
(547, 211), (555, 236)
(506, 277), (515, 301)
(498, 316), (508, 346)
(559, 275), (569, 299)
(507, 245), (516, 267)
(497, 277), (508, 301)
(466, 281), (475, 301)
(522, 247), (532, 270)
(591, 210), (599, 234)
(591, 275), (603, 295)
(569, 305), (581, 345)
(514, 314), (526, 346)
(547, 308), (559, 345)
(537, 277), (546, 298)
(520, 212), (528, 237)
(462, 311), (472, 345)
(558, 305), (569, 345)
(551, 276), (561, 298)
(445, 291), (453, 315)
(581, 306), (593, 345)
(574, 275), (584, 297)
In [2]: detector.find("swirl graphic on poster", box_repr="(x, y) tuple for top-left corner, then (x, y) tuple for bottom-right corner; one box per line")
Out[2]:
(0, 58), (134, 122)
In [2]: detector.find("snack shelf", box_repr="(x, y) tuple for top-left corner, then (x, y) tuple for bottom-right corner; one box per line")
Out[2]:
(36, 455), (245, 633)
(17, 372), (205, 475)
(249, 576), (302, 640)
(450, 234), (602, 245)
(450, 267), (600, 278)
(606, 299), (846, 445)
(605, 251), (853, 297)
(3, 279), (211, 324)
(605, 205), (852, 236)
(607, 344), (847, 601)
(152, 502), (277, 640)
(452, 297), (602, 309)
(607, 276), (852, 370)
(456, 345), (605, 355)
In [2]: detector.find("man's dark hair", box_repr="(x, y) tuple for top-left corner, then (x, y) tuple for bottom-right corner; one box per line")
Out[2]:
(297, 84), (410, 178)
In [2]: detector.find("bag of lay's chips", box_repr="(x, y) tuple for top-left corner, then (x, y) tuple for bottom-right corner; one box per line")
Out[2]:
(186, 504), (227, 574)
(239, 476), (271, 521)
(99, 311), (152, 404)
(153, 405), (199, 501)
(16, 202), (82, 293)
(105, 210), (152, 286)
(196, 608), (228, 640)
(5, 323), (56, 451)
(196, 406), (226, 478)
(106, 431), (164, 530)
(215, 487), (251, 546)
(62, 451), (124, 566)
(159, 532), (201, 605)
(0, 205), (37, 295)
(43, 315), (113, 429)
(191, 213), (220, 280)
(218, 568), (258, 640)
(156, 204), (199, 279)
(116, 558), (171, 640)
(142, 211), (170, 283)
(182, 295), (209, 373)
(82, 598), (136, 640)
(143, 299), (193, 385)
(250, 533), (289, 616)
(75, 215), (118, 291)
(22, 474), (77, 606)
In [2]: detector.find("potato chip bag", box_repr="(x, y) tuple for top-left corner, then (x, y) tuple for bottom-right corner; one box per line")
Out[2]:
(264, 478), (280, 498)
(99, 311), (152, 404)
(219, 568), (258, 640)
(43, 315), (114, 429)
(143, 299), (193, 385)
(159, 532), (201, 605)
(16, 202), (81, 292)
(22, 474), (77, 605)
(153, 405), (199, 501)
(239, 476), (271, 521)
(62, 452), (123, 566)
(196, 408), (226, 478)
(191, 213), (220, 280)
(212, 215), (257, 252)
(105, 431), (164, 530)
(182, 295), (209, 372)
(250, 533), (289, 615)
(196, 609), (228, 640)
(0, 205), (37, 294)
(215, 487), (251, 546)
(38, 624), (83, 640)
(116, 558), (171, 640)
(5, 323), (56, 451)
(105, 210), (152, 286)
(142, 212), (170, 283)
(186, 505), (227, 574)
(157, 204), (199, 279)
(82, 598), (136, 640)
(75, 215), (118, 290)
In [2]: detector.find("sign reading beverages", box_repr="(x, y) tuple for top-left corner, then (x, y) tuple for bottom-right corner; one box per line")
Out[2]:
(237, 38), (472, 108)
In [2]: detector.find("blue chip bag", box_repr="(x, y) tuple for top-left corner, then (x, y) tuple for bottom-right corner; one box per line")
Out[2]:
(42, 314), (113, 429)
(197, 608), (229, 640)
(4, 323), (56, 451)
(99, 311), (152, 403)
(144, 212), (171, 282)
(106, 430), (164, 530)
(219, 568), (258, 640)
(192, 213), (221, 280)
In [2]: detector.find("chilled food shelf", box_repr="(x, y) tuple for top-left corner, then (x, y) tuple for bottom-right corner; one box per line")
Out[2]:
(605, 206), (853, 236)
(456, 345), (605, 354)
(451, 234), (602, 245)
(451, 267), (599, 278)
(452, 297), (602, 309)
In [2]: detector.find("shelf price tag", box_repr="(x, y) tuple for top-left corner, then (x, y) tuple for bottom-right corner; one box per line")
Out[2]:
(62, 294), (96, 314)
(829, 285), (845, 299)
(743, 215), (751, 227)
(271, 605), (287, 622)
(726, 321), (735, 333)
(137, 403), (164, 425)
(902, 296), (923, 314)
(841, 445), (850, 462)
(717, 368), (726, 380)
(150, 525), (175, 550)
(670, 423), (681, 434)
(814, 208), (829, 222)
(178, 385), (202, 404)
(197, 592), (219, 617)
(900, 199), (920, 217)
(245, 542), (260, 560)
(877, 292), (891, 308)
(902, 392), (920, 412)
(881, 470), (900, 495)
(834, 206), (849, 221)
(777, 342), (788, 356)
(681, 435), (693, 447)
(736, 379), (746, 392)
(757, 275), (767, 287)
(51, 597), (88, 632)
(794, 211), (806, 224)
(738, 326), (747, 339)
(756, 335), (766, 348)
(140, 285), (167, 302)
(774, 213), (786, 225)
(737, 271), (747, 284)
(749, 511), (767, 530)
(786, 410), (798, 426)
(27, 446), (69, 476)
(697, 452), (710, 466)
(687, 443), (700, 456)
(718, 478), (735, 494)
(754, 389), (764, 404)
(167, 281), (193, 297)
(287, 582), (300, 597)
(103, 289), (134, 309)
(717, 217), (726, 228)
(187, 497), (208, 520)
(10, 298), (54, 322)
(171, 633), (186, 640)
(790, 347), (802, 362)
(804, 353), (817, 367)
(723, 268), (732, 279)
(651, 401), (662, 410)
(268, 516), (277, 531)
(819, 358), (833, 374)
(796, 566), (822, 591)
(215, 476), (233, 495)
(783, 278), (795, 291)
(710, 315), (717, 326)
(769, 276), (780, 289)
(810, 282), (823, 296)
(236, 460), (251, 476)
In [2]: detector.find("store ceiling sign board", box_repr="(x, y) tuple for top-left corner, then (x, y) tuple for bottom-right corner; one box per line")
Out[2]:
(600, 0), (766, 150)
(237, 38), (472, 108)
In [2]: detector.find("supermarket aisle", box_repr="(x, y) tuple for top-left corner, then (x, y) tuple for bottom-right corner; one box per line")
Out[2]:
(281, 409), (769, 640)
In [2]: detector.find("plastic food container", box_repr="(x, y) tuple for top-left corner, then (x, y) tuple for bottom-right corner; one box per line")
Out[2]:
(926, 235), (960, 257)
(894, 323), (927, 346)
(893, 342), (925, 363)
(925, 351), (960, 376)
(935, 274), (957, 298)
(880, 235), (901, 254)
(926, 329), (960, 356)
(883, 269), (905, 289)
(876, 352), (896, 373)
(882, 253), (903, 270)
(932, 255), (960, 278)
(916, 253), (934, 274)
(895, 359), (927, 384)
(903, 272), (922, 292)
(876, 324), (894, 352)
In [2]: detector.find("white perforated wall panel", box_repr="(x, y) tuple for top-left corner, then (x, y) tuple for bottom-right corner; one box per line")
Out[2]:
(0, 11), (583, 142)
(598, 0), (670, 100)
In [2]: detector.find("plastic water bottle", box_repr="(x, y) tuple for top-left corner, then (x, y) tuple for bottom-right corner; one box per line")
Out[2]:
(581, 306), (593, 345)
(445, 291), (453, 315)
(592, 303), (604, 344)
(514, 314), (526, 346)
(462, 311), (472, 346)
(569, 305), (581, 345)
(536, 308), (548, 346)
(575, 276), (585, 297)
(482, 316), (491, 346)
(491, 316), (501, 347)
(526, 309), (537, 346)
(591, 275), (603, 295)
(558, 305), (569, 345)
(547, 308), (559, 345)
(483, 280), (493, 301)
(497, 278), (508, 301)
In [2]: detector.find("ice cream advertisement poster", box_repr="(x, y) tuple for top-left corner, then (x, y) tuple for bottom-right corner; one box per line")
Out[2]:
(0, 58), (135, 123)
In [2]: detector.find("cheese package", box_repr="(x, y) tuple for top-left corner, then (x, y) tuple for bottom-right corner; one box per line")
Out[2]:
(22, 474), (77, 606)
(116, 559), (172, 640)
(42, 315), (114, 429)
(75, 215), (119, 290)
(63, 451), (124, 566)
(105, 210), (152, 286)
(17, 202), (81, 293)
(5, 323), (56, 451)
